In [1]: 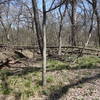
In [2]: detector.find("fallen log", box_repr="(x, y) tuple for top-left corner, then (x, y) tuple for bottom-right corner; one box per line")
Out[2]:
(0, 45), (100, 52)
(14, 50), (33, 59)
(14, 51), (28, 58)
(0, 58), (11, 69)
(47, 46), (100, 52)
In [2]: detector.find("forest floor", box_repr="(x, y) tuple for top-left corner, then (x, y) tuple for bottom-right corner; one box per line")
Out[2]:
(0, 50), (100, 100)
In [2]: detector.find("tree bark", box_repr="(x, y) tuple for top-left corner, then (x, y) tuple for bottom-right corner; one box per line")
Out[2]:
(42, 0), (47, 86)
(70, 0), (77, 46)
(86, 0), (100, 46)
(58, 5), (67, 55)
(58, 11), (63, 55)
(94, 7), (100, 46)
(31, 0), (43, 55)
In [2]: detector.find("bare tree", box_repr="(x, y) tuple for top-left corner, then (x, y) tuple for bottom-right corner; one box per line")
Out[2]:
(70, 0), (77, 46)
(31, 0), (43, 55)
(58, 5), (67, 55)
(31, 0), (47, 86)
(86, 0), (100, 46)
(42, 0), (47, 86)
(0, 0), (13, 43)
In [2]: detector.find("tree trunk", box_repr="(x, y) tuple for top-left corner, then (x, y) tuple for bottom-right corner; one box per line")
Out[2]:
(58, 20), (63, 55)
(31, 0), (43, 55)
(58, 33), (62, 55)
(92, 0), (100, 46)
(42, 0), (47, 86)
(71, 0), (76, 46)
(95, 11), (100, 46)
(86, 0), (100, 46)
(58, 6), (67, 55)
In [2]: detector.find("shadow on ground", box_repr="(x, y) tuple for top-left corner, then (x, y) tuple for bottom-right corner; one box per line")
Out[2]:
(1, 63), (100, 77)
(48, 73), (100, 100)
(0, 67), (41, 76)
(0, 61), (100, 100)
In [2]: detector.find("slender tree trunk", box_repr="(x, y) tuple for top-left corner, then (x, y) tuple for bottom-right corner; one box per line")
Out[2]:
(71, 0), (76, 46)
(86, 0), (100, 46)
(42, 21), (46, 86)
(92, 0), (100, 46)
(85, 33), (92, 46)
(42, 0), (47, 86)
(58, 5), (67, 55)
(0, 19), (10, 43)
(31, 0), (43, 55)
(71, 24), (76, 46)
(95, 11), (100, 46)
(58, 21), (63, 55)
(97, 17), (100, 46)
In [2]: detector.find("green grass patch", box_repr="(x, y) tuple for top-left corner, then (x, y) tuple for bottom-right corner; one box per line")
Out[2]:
(0, 70), (42, 98)
(47, 75), (54, 83)
(77, 56), (100, 69)
(47, 59), (69, 70)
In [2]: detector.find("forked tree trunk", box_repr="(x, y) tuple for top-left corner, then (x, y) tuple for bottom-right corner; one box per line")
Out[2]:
(32, 0), (47, 86)
(86, 0), (100, 46)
